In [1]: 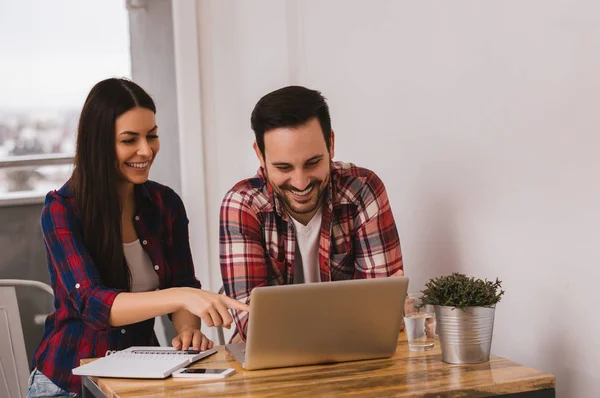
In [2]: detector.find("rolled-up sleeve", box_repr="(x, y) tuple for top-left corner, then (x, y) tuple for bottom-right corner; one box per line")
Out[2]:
(41, 193), (123, 331)
(353, 172), (404, 278)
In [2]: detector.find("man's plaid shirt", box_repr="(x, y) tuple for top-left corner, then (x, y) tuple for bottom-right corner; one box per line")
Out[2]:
(219, 161), (403, 340)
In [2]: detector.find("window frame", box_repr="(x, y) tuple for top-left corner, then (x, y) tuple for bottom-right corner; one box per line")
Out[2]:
(0, 154), (74, 207)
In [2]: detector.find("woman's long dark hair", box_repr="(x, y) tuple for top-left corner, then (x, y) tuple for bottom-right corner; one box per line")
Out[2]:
(71, 78), (156, 290)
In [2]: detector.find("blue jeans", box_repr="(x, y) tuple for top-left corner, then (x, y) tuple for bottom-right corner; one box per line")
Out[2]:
(27, 369), (77, 397)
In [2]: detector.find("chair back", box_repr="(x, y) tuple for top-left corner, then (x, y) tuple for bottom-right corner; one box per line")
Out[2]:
(0, 286), (30, 398)
(0, 279), (54, 397)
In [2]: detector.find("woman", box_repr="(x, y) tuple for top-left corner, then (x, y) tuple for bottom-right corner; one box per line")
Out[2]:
(27, 78), (248, 397)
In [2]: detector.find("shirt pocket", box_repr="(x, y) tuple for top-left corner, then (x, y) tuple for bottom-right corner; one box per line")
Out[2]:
(266, 255), (288, 285)
(329, 251), (355, 281)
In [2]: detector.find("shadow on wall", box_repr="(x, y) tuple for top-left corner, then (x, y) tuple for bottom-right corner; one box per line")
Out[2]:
(534, 304), (598, 398)
(403, 144), (490, 289)
(530, 297), (566, 396)
(407, 197), (464, 291)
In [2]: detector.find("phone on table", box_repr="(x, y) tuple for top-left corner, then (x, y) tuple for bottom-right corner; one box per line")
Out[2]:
(172, 367), (236, 379)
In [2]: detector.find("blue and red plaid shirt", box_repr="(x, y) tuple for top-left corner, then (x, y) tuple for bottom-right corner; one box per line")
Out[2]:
(32, 180), (201, 394)
(220, 161), (404, 341)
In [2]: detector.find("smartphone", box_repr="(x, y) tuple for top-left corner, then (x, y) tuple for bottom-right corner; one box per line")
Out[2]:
(172, 367), (236, 379)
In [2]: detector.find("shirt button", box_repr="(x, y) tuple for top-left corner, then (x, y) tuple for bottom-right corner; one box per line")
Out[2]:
(135, 216), (140, 221)
(121, 329), (126, 334)
(75, 283), (80, 289)
(154, 265), (159, 271)
(142, 239), (148, 245)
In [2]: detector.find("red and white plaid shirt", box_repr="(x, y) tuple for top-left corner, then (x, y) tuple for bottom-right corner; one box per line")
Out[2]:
(219, 161), (403, 340)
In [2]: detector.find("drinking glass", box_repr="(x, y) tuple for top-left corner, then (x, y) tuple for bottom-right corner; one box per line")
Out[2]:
(403, 292), (436, 352)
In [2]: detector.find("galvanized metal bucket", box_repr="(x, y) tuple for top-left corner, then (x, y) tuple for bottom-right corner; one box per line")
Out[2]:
(434, 305), (496, 364)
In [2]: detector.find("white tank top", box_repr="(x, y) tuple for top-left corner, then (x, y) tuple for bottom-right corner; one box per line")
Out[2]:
(123, 240), (160, 292)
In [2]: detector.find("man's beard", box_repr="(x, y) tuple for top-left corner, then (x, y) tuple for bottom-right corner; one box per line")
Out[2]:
(268, 173), (330, 217)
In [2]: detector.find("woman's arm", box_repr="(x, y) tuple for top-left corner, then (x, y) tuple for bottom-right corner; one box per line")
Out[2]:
(108, 286), (245, 327)
(42, 195), (124, 331)
(108, 288), (184, 326)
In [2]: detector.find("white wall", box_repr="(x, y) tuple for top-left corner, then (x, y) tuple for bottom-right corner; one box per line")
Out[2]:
(173, 1), (600, 395)
(174, 0), (297, 293)
(130, 0), (182, 195)
(129, 0), (181, 346)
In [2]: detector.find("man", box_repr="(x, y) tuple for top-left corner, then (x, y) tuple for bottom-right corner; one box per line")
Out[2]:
(220, 86), (403, 340)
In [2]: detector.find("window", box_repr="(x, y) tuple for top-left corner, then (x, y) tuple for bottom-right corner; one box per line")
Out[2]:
(0, 0), (131, 202)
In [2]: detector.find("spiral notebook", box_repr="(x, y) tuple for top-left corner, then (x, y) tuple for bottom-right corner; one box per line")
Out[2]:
(72, 346), (217, 379)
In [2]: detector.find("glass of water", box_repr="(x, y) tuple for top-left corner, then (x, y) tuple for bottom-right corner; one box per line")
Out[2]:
(403, 292), (436, 352)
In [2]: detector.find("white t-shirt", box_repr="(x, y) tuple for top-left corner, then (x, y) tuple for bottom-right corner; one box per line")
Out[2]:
(123, 240), (160, 292)
(291, 207), (323, 284)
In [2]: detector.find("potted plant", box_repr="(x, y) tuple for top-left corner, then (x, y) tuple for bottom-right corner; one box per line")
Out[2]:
(421, 272), (505, 364)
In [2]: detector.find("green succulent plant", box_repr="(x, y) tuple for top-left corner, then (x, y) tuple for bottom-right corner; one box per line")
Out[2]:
(421, 272), (505, 309)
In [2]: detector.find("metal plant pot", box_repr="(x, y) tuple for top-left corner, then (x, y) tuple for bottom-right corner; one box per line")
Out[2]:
(434, 305), (496, 364)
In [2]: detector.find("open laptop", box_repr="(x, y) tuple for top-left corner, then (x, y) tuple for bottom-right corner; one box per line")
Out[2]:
(225, 276), (409, 370)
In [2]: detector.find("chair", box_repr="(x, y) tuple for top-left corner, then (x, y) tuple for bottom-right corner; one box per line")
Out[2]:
(0, 279), (53, 398)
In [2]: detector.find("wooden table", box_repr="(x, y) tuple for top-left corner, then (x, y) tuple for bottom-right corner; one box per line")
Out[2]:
(81, 332), (555, 397)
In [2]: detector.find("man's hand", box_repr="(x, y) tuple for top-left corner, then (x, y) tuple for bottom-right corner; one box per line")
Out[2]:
(425, 318), (436, 338)
(172, 326), (214, 351)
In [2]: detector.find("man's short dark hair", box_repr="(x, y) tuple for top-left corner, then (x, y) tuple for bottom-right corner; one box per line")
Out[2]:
(251, 86), (332, 157)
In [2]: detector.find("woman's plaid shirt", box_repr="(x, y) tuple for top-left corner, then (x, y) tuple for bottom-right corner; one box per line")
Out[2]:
(32, 181), (201, 394)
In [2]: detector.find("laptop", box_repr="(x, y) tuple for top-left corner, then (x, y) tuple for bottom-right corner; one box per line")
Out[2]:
(225, 276), (409, 370)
